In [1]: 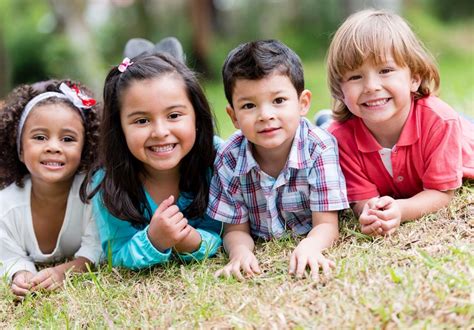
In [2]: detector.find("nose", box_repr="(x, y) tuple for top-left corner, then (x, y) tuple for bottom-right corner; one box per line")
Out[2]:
(45, 139), (62, 153)
(150, 120), (170, 139)
(363, 73), (382, 93)
(257, 104), (276, 121)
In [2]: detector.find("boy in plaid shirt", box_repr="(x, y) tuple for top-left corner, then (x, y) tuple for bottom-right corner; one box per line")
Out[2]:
(207, 40), (348, 280)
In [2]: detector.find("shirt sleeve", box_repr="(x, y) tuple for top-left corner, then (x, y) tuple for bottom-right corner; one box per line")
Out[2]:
(421, 118), (463, 190)
(73, 202), (103, 265)
(330, 126), (380, 202)
(206, 153), (248, 224)
(308, 135), (349, 211)
(92, 195), (171, 270)
(0, 218), (37, 281)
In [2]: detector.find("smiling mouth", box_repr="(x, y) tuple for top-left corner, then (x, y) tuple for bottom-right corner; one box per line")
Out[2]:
(259, 127), (280, 133)
(149, 144), (176, 153)
(41, 161), (65, 167)
(363, 98), (390, 107)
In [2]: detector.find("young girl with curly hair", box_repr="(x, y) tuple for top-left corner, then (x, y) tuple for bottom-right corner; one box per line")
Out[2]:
(0, 79), (102, 297)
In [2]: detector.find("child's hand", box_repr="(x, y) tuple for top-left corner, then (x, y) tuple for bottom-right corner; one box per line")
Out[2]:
(289, 237), (335, 281)
(359, 197), (384, 236)
(148, 195), (192, 252)
(30, 266), (65, 291)
(11, 270), (34, 297)
(367, 196), (401, 235)
(214, 246), (261, 281)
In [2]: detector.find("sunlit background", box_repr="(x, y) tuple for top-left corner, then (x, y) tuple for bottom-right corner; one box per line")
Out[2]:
(1, 0), (472, 137)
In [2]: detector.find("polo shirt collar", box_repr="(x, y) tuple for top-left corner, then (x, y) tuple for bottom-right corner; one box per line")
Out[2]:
(354, 98), (418, 152)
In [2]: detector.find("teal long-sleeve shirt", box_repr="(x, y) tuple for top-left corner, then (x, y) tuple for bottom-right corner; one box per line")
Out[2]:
(91, 171), (223, 270)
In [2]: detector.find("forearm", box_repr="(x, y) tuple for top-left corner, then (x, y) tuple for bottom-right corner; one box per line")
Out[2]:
(223, 230), (254, 257)
(306, 216), (339, 251)
(174, 227), (202, 253)
(397, 189), (454, 222)
(53, 256), (92, 274)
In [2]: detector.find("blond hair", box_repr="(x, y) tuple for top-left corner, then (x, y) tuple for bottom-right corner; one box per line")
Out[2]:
(327, 9), (440, 121)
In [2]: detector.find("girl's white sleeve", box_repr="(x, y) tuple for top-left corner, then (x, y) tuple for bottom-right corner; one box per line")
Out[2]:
(0, 218), (37, 282)
(73, 203), (103, 265)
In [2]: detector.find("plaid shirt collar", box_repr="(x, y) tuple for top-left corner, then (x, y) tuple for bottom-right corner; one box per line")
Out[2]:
(233, 118), (313, 177)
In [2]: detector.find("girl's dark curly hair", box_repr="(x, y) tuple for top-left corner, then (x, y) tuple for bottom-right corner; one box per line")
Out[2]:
(0, 79), (100, 191)
(85, 52), (216, 228)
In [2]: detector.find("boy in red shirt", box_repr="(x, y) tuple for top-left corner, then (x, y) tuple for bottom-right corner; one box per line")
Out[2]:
(326, 9), (474, 236)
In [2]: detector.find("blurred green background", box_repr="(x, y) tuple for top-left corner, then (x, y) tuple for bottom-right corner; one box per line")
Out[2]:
(0, 0), (472, 137)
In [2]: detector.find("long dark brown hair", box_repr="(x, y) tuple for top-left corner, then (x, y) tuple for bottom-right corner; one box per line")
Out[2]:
(85, 52), (216, 228)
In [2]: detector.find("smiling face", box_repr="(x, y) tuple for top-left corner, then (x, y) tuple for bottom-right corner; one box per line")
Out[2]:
(227, 72), (311, 161)
(119, 75), (196, 177)
(20, 103), (85, 187)
(339, 53), (421, 130)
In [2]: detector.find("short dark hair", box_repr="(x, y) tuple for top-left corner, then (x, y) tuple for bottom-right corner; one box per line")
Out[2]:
(86, 52), (216, 227)
(222, 39), (305, 107)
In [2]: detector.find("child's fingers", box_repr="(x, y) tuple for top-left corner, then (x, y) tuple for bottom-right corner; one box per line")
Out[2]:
(230, 263), (246, 281)
(288, 253), (297, 274)
(307, 259), (320, 281)
(367, 209), (389, 221)
(375, 196), (393, 209)
(159, 205), (181, 220)
(154, 195), (175, 216)
(359, 213), (379, 226)
(176, 224), (192, 241)
(250, 258), (261, 274)
(360, 221), (381, 235)
(295, 255), (308, 278)
(31, 277), (54, 291)
(11, 283), (30, 296)
(320, 258), (334, 277)
(379, 219), (398, 231)
(366, 198), (380, 210)
(241, 261), (255, 277)
(29, 271), (50, 287)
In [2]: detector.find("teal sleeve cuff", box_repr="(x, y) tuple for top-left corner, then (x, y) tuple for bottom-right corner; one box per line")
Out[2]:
(113, 225), (172, 269)
(176, 229), (222, 262)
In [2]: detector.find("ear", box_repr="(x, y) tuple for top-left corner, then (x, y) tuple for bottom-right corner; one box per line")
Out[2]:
(226, 104), (240, 129)
(19, 149), (24, 163)
(410, 74), (422, 93)
(298, 89), (312, 116)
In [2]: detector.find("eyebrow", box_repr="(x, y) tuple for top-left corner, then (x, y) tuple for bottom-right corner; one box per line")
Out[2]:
(235, 90), (287, 103)
(28, 127), (80, 135)
(125, 105), (189, 118)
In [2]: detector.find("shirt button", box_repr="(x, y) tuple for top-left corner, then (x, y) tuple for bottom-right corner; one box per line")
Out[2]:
(397, 176), (404, 182)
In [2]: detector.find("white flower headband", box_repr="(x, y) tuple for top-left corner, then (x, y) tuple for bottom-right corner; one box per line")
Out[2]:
(16, 83), (96, 156)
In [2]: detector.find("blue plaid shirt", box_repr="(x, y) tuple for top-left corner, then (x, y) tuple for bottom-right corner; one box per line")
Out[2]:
(207, 118), (348, 239)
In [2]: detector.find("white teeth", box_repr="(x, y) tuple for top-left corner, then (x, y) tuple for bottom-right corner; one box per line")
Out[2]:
(365, 99), (388, 107)
(43, 162), (63, 166)
(150, 144), (174, 153)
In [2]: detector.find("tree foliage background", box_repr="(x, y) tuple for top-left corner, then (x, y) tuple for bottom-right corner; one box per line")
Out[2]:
(0, 0), (472, 98)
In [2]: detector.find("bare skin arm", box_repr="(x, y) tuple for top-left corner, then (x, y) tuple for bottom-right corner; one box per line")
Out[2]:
(353, 189), (454, 235)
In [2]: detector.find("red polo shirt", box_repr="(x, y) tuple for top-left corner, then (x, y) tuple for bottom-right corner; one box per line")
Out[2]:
(329, 96), (474, 202)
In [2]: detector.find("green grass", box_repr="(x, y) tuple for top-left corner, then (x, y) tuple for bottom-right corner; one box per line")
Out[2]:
(1, 182), (472, 328)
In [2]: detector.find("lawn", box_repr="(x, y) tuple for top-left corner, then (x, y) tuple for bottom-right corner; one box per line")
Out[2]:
(1, 183), (472, 328)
